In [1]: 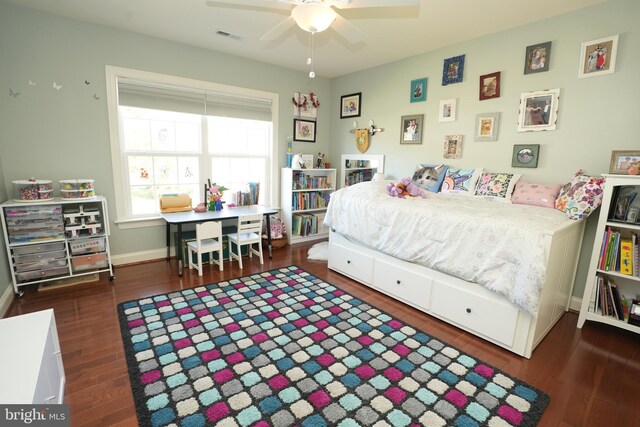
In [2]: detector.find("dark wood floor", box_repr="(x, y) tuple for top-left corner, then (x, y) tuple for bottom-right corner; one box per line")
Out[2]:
(5, 241), (639, 426)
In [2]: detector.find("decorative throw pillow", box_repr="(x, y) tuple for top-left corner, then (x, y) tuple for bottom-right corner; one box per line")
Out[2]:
(473, 172), (521, 202)
(512, 182), (562, 208)
(411, 164), (449, 193)
(441, 168), (482, 195)
(555, 170), (605, 220)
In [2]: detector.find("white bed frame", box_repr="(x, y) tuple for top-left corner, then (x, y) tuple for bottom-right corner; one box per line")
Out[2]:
(328, 219), (585, 358)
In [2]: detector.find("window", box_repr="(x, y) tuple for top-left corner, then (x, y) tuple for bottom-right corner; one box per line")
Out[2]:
(105, 67), (279, 226)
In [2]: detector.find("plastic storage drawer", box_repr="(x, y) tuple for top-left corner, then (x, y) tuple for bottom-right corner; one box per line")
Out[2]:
(16, 266), (69, 283)
(71, 253), (108, 272)
(13, 250), (66, 264)
(12, 242), (65, 255)
(69, 237), (106, 255)
(15, 258), (67, 273)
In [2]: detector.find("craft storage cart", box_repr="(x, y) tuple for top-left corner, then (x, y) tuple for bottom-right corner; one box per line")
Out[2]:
(1, 196), (114, 297)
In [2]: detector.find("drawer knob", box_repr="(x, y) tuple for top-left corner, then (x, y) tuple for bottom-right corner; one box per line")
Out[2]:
(466, 308), (471, 314)
(346, 260), (351, 264)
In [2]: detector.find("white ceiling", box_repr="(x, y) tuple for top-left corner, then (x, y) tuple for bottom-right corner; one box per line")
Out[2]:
(5, 0), (606, 78)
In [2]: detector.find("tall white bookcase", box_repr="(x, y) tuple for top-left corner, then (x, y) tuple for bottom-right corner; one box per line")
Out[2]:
(577, 174), (640, 334)
(281, 168), (336, 244)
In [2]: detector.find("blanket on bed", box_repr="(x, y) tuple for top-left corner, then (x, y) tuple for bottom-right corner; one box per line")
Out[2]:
(324, 181), (571, 316)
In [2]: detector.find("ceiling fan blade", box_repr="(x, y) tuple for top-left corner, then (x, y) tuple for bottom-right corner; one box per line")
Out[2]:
(332, 14), (366, 44)
(260, 16), (296, 41)
(205, 0), (291, 12)
(333, 0), (419, 9)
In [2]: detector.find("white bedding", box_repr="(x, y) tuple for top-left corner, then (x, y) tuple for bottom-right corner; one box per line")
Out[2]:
(324, 181), (572, 316)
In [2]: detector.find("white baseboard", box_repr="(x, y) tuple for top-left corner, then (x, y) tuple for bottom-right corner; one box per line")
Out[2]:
(0, 283), (14, 318)
(110, 247), (175, 266)
(569, 296), (582, 312)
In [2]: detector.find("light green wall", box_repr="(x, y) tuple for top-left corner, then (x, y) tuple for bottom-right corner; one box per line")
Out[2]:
(0, 1), (330, 256)
(0, 155), (10, 299)
(330, 0), (638, 298)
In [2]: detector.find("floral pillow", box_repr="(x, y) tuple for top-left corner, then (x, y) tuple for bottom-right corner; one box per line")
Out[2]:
(512, 182), (562, 208)
(411, 164), (449, 193)
(473, 172), (521, 202)
(555, 170), (605, 220)
(441, 168), (482, 195)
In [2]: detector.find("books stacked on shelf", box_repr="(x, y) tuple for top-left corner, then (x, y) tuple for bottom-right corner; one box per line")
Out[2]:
(345, 169), (373, 187)
(599, 228), (640, 277)
(291, 212), (327, 237)
(291, 192), (330, 211)
(230, 182), (260, 206)
(590, 276), (628, 321)
(292, 172), (332, 190)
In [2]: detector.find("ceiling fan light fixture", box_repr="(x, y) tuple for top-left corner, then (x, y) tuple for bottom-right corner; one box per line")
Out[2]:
(291, 4), (337, 33)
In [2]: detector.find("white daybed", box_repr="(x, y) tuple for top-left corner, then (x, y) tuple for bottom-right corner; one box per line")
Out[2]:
(326, 181), (585, 358)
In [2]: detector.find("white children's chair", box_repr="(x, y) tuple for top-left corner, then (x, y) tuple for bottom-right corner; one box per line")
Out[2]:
(187, 221), (224, 276)
(227, 214), (263, 269)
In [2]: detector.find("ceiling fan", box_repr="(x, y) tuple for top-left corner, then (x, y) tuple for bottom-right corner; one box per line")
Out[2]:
(206, 0), (420, 44)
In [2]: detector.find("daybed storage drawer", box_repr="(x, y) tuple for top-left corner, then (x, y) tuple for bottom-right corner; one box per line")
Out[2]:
(328, 241), (374, 284)
(373, 258), (432, 311)
(431, 281), (518, 347)
(71, 253), (108, 272)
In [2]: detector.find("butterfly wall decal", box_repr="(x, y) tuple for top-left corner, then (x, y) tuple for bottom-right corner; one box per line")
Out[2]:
(28, 80), (37, 86)
(53, 82), (62, 90)
(93, 94), (100, 100)
(9, 88), (20, 98)
(85, 80), (90, 85)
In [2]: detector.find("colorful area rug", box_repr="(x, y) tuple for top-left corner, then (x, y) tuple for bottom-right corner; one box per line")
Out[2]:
(118, 266), (549, 427)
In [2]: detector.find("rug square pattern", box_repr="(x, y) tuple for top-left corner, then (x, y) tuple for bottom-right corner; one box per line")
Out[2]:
(118, 266), (548, 426)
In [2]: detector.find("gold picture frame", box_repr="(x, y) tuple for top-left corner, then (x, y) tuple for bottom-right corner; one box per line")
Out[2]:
(609, 150), (640, 174)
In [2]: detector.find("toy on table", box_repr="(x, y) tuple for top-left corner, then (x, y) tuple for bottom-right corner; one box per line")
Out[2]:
(207, 183), (228, 211)
(387, 177), (428, 199)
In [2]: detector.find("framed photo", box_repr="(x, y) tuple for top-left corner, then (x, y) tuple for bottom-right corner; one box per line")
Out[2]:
(340, 92), (362, 119)
(474, 112), (500, 142)
(524, 41), (551, 74)
(410, 77), (427, 103)
(400, 114), (424, 144)
(292, 92), (317, 118)
(579, 34), (619, 78)
(516, 88), (560, 132)
(438, 99), (456, 122)
(479, 72), (500, 100)
(609, 150), (640, 174)
(443, 135), (463, 159)
(442, 55), (465, 85)
(512, 144), (540, 168)
(293, 118), (316, 142)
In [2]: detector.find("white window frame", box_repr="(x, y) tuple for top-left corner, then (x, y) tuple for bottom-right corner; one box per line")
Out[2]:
(105, 66), (279, 229)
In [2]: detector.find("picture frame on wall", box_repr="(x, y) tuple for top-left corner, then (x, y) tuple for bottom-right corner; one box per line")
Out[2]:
(442, 55), (465, 85)
(524, 41), (552, 74)
(516, 88), (560, 132)
(340, 92), (362, 118)
(410, 77), (427, 103)
(400, 114), (424, 144)
(443, 135), (463, 159)
(293, 118), (316, 142)
(512, 144), (540, 168)
(578, 34), (619, 78)
(474, 112), (500, 142)
(609, 150), (640, 174)
(438, 99), (457, 122)
(292, 92), (318, 118)
(479, 72), (500, 100)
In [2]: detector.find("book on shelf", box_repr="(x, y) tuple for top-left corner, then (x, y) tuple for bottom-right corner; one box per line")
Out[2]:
(620, 237), (633, 275)
(592, 275), (627, 321)
(291, 212), (327, 238)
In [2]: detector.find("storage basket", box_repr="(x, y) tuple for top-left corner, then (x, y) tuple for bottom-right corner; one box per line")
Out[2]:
(263, 234), (288, 249)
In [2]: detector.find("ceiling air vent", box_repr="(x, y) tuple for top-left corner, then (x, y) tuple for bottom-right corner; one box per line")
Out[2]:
(216, 30), (242, 41)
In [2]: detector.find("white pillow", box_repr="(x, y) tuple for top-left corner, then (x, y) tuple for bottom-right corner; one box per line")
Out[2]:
(473, 172), (522, 202)
(440, 168), (483, 196)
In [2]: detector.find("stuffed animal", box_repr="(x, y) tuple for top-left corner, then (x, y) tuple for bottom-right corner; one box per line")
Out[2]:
(387, 177), (428, 199)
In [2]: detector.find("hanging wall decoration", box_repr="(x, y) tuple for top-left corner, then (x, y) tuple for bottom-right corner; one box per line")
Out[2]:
(442, 55), (465, 85)
(292, 92), (319, 119)
(410, 77), (427, 103)
(8, 88), (20, 98)
(53, 82), (62, 90)
(28, 80), (36, 86)
(443, 135), (463, 159)
(578, 34), (619, 78)
(355, 129), (370, 153)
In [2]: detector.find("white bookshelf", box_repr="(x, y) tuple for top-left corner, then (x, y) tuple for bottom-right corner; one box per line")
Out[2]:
(341, 154), (385, 188)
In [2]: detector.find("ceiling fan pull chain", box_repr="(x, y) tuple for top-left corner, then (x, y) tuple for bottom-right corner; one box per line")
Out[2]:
(308, 32), (316, 78)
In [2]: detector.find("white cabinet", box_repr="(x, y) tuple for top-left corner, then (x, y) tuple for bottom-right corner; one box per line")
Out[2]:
(281, 168), (336, 244)
(1, 196), (115, 296)
(341, 154), (384, 188)
(578, 174), (640, 333)
(0, 309), (65, 403)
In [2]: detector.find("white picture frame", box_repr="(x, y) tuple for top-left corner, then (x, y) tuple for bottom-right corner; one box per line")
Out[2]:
(293, 92), (318, 118)
(578, 34), (619, 78)
(438, 99), (456, 122)
(516, 89), (560, 132)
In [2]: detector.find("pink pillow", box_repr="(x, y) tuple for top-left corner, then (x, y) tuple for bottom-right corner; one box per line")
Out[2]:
(511, 181), (561, 208)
